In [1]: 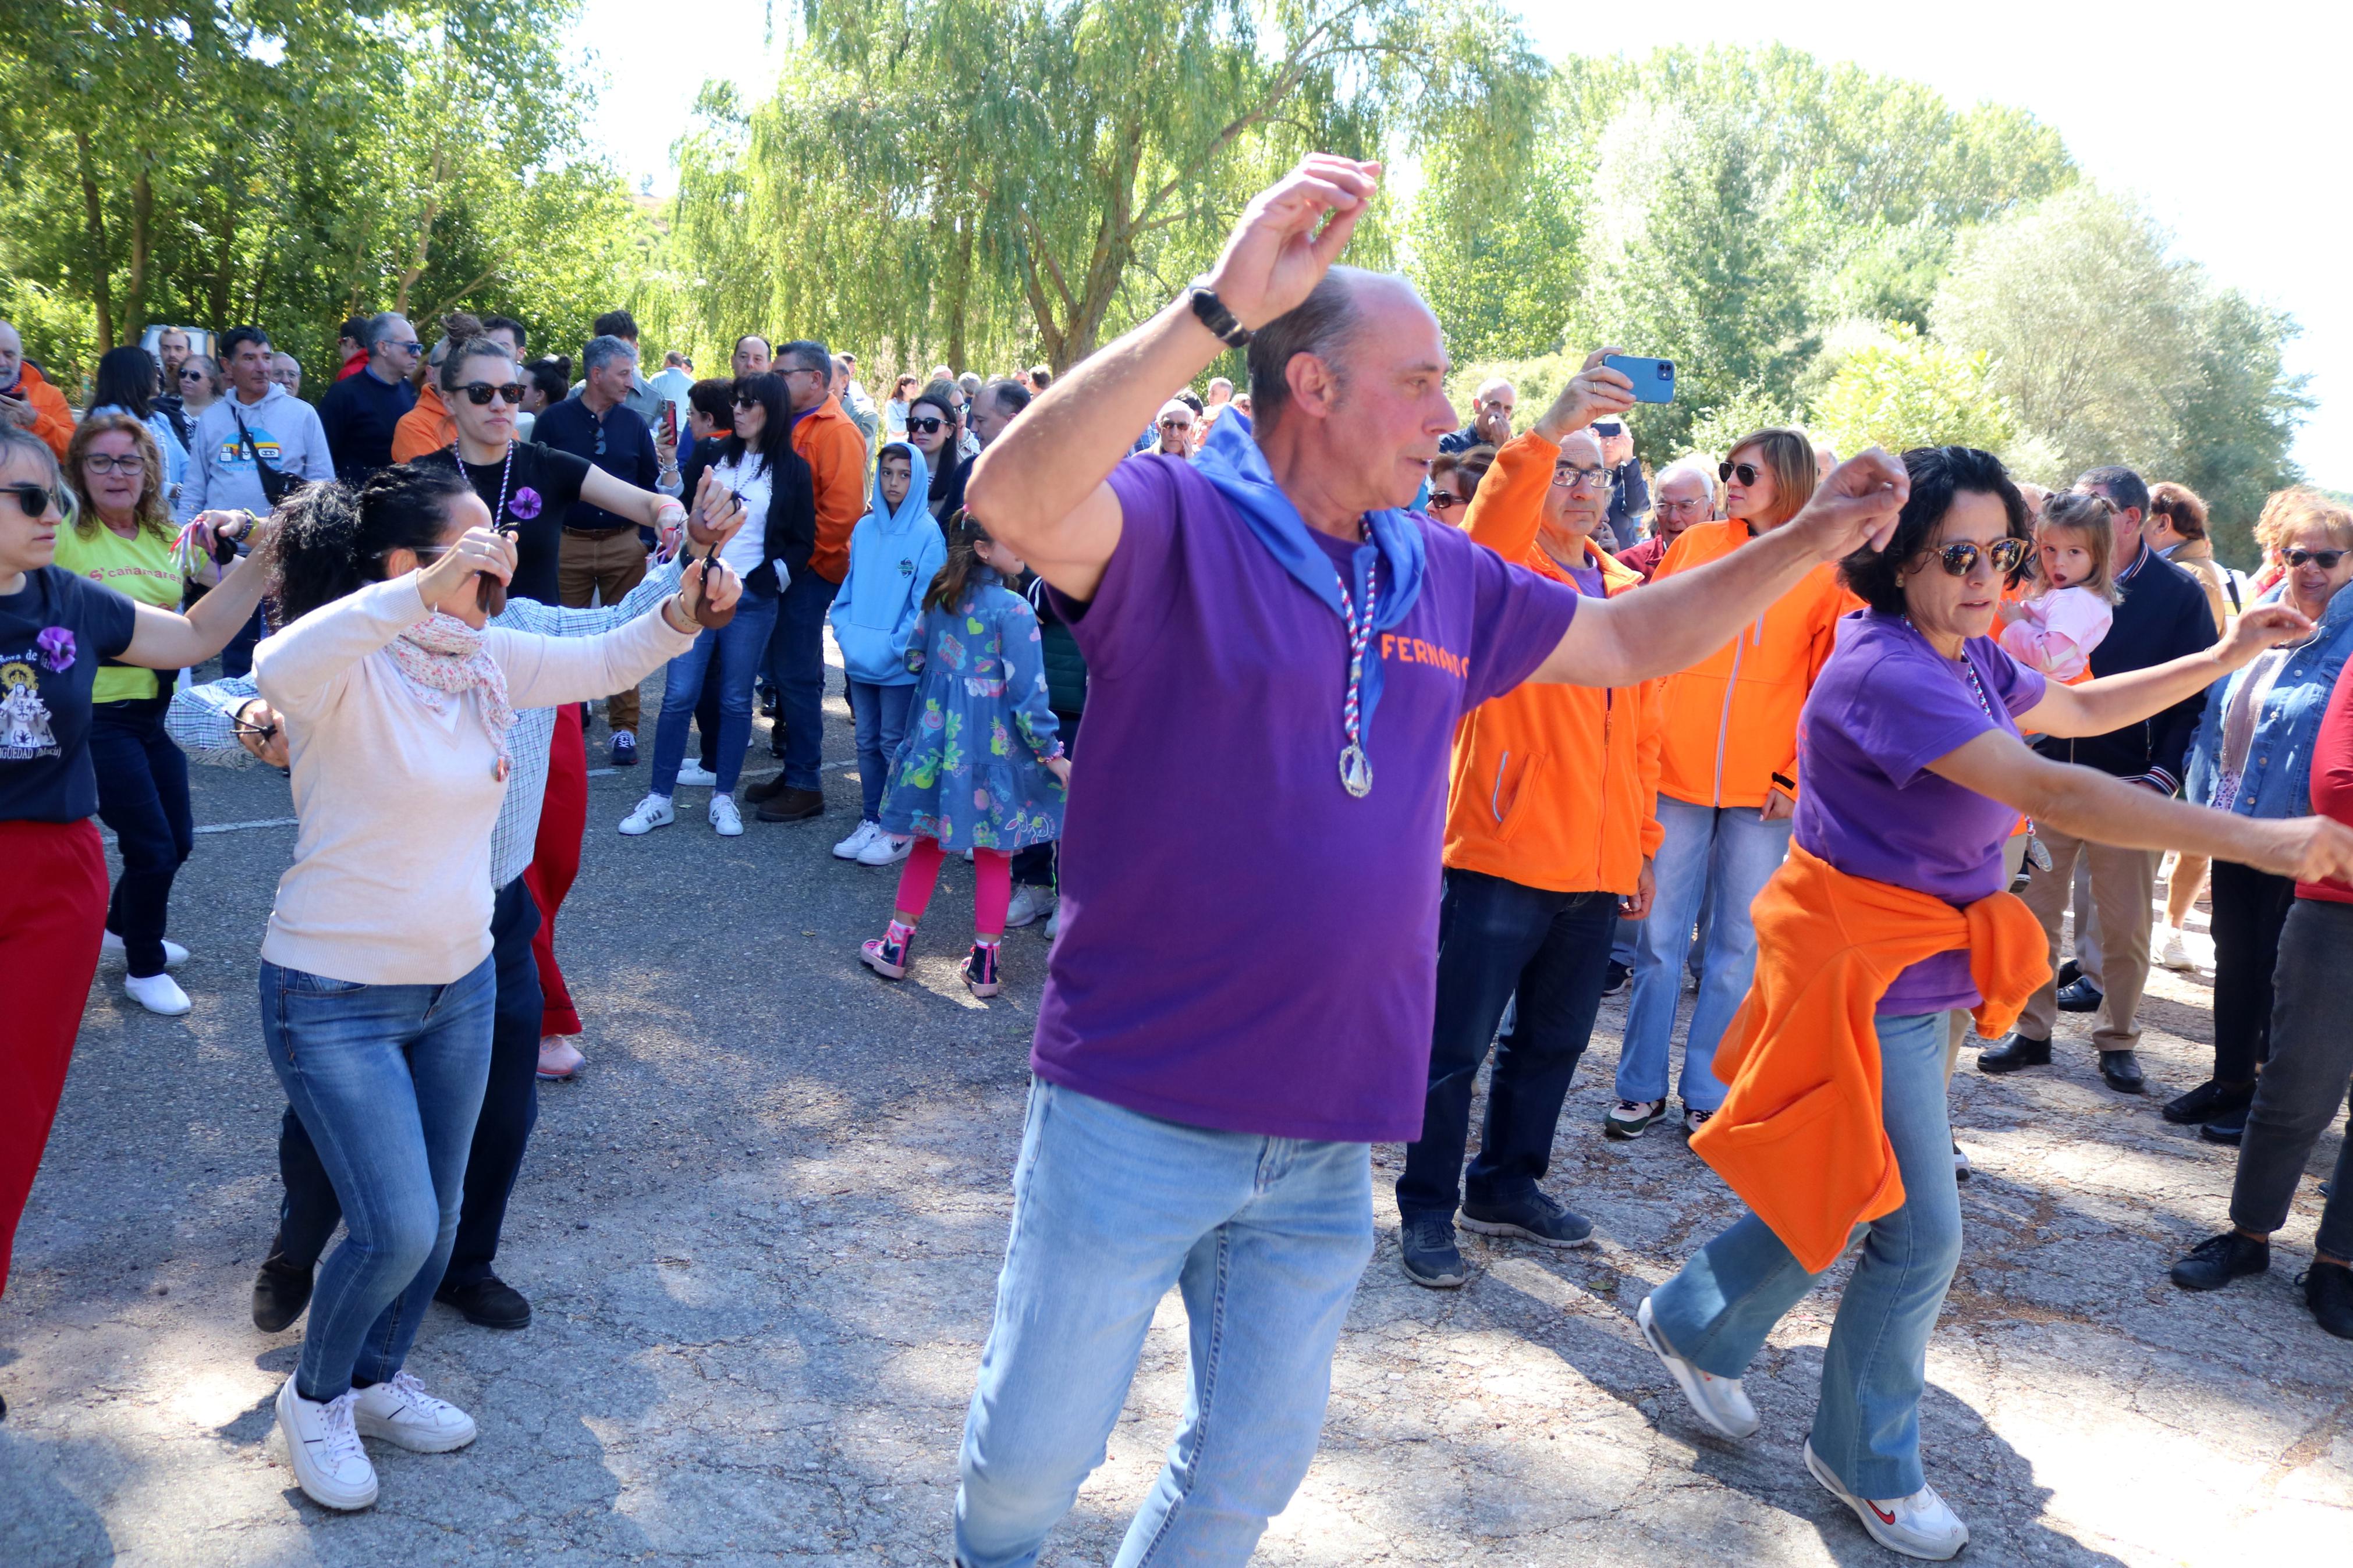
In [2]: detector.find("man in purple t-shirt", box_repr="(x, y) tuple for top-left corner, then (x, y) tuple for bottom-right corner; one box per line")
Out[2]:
(945, 154), (1912, 1566)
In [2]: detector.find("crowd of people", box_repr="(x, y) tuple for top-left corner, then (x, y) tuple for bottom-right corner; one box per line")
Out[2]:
(4, 152), (2353, 1564)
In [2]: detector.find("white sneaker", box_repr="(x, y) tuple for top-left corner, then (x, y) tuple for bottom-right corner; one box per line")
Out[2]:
(1005, 886), (1058, 928)
(124, 971), (193, 1017)
(709, 794), (744, 836)
(1805, 1441), (1969, 1560)
(1638, 1295), (1759, 1439)
(353, 1370), (477, 1453)
(833, 819), (882, 860)
(617, 793), (676, 835)
(102, 931), (189, 969)
(857, 831), (914, 867)
(275, 1378), (378, 1510)
(1044, 907), (1060, 940)
(2156, 925), (2198, 972)
(675, 762), (719, 788)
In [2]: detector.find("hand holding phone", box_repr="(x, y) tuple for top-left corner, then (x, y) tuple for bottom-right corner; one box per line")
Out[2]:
(1602, 355), (1676, 404)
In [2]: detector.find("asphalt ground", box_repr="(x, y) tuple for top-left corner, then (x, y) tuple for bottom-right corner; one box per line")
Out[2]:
(2, 653), (2348, 1566)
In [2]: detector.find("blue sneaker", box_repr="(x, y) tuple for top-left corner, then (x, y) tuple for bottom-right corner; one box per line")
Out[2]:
(609, 730), (637, 766)
(1460, 1189), (1595, 1249)
(1399, 1214), (1467, 1288)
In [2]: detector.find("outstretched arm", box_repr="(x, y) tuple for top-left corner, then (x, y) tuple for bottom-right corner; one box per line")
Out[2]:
(2020, 603), (2310, 740)
(964, 155), (1383, 601)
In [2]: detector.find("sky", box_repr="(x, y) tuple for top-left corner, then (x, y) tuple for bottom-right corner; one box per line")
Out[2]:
(570, 0), (2351, 487)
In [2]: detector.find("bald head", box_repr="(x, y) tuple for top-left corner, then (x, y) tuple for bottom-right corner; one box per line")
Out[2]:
(0, 321), (21, 389)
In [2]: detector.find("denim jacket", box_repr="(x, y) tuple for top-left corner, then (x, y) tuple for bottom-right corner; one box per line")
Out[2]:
(2186, 584), (2353, 819)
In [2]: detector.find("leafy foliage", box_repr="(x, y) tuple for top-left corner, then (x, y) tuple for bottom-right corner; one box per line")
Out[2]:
(1809, 322), (2013, 460)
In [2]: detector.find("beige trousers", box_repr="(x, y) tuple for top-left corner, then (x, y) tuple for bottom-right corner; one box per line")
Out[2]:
(2017, 823), (2160, 1053)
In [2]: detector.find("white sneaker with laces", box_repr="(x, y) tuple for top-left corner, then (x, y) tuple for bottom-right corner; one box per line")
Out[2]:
(1005, 886), (1058, 929)
(353, 1370), (478, 1453)
(618, 794), (676, 835)
(275, 1378), (378, 1510)
(1044, 907), (1060, 940)
(103, 931), (189, 969)
(709, 794), (744, 836)
(1606, 1098), (1667, 1139)
(1805, 1441), (1969, 1560)
(2156, 925), (2199, 972)
(675, 762), (719, 788)
(857, 832), (914, 867)
(833, 819), (882, 860)
(1638, 1295), (1759, 1439)
(124, 971), (193, 1017)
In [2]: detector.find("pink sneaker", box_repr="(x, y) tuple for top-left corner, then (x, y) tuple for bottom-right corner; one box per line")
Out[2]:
(536, 1038), (583, 1080)
(861, 921), (914, 980)
(960, 940), (1002, 998)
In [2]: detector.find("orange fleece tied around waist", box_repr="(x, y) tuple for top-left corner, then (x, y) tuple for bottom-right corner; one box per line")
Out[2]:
(1688, 841), (2050, 1272)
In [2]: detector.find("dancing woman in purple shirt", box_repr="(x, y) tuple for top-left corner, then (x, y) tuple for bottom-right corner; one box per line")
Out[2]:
(941, 155), (1916, 1566)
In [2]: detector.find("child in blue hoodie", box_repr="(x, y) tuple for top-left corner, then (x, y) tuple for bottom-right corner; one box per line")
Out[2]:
(828, 442), (947, 865)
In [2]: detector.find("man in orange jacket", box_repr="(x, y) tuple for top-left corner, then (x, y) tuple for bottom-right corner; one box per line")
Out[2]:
(1612, 428), (1858, 1139)
(1397, 353), (1667, 1288)
(750, 337), (872, 823)
(0, 322), (76, 460)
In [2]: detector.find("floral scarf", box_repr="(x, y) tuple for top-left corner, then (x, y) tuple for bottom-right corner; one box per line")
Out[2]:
(383, 611), (517, 775)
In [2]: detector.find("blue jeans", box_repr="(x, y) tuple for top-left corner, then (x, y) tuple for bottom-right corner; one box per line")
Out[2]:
(847, 678), (916, 823)
(769, 568), (841, 791)
(89, 698), (193, 978)
(650, 589), (780, 795)
(1399, 870), (1616, 1221)
(956, 1082), (1374, 1568)
(1649, 1011), (1960, 1499)
(1619, 797), (1792, 1113)
(258, 956), (497, 1402)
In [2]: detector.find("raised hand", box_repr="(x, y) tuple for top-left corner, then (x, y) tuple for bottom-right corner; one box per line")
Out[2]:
(2214, 602), (2317, 669)
(1201, 155), (1382, 330)
(687, 468), (747, 548)
(416, 525), (515, 616)
(1787, 447), (1910, 563)
(670, 553), (742, 631)
(1534, 349), (1637, 443)
(233, 697), (290, 769)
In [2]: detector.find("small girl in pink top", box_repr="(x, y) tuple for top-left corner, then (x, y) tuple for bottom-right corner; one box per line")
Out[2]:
(1998, 490), (2121, 684)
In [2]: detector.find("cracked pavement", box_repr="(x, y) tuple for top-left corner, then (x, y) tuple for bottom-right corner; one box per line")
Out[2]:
(3, 666), (2348, 1565)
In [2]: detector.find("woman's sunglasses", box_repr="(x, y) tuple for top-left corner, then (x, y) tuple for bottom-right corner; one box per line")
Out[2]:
(458, 382), (527, 406)
(732, 394), (760, 410)
(178, 368), (208, 382)
(907, 416), (948, 435)
(1427, 489), (1462, 513)
(2286, 547), (2348, 570)
(3, 482), (76, 522)
(1719, 460), (1763, 486)
(1925, 537), (2030, 577)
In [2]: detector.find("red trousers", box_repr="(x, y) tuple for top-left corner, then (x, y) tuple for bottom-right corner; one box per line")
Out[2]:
(1, 819), (108, 1296)
(525, 703), (587, 1038)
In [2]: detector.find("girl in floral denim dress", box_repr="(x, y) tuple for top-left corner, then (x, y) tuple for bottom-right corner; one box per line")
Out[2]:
(861, 514), (1069, 997)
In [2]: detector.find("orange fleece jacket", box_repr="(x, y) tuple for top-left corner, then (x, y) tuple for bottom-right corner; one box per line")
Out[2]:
(1688, 841), (2049, 1272)
(1651, 519), (1856, 808)
(794, 394), (871, 585)
(1445, 430), (1663, 893)
(11, 362), (76, 459)
(389, 381), (454, 464)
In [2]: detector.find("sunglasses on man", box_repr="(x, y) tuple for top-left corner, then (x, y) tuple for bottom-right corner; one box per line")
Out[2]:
(457, 381), (527, 406)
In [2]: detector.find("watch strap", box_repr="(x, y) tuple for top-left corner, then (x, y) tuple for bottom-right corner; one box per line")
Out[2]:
(1188, 285), (1252, 350)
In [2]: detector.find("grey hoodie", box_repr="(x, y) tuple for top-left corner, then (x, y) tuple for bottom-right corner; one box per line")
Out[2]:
(177, 383), (337, 521)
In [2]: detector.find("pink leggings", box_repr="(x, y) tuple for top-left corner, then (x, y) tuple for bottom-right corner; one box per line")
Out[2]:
(895, 838), (1013, 937)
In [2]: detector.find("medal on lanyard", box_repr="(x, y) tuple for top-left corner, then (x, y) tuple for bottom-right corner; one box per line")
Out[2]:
(1334, 534), (1378, 798)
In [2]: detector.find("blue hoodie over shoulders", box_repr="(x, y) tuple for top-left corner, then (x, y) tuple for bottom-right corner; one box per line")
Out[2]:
(830, 442), (945, 686)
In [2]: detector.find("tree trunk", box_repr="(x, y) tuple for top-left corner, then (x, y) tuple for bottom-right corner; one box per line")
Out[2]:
(125, 156), (154, 338)
(207, 165), (240, 328)
(72, 130), (116, 349)
(943, 213), (975, 375)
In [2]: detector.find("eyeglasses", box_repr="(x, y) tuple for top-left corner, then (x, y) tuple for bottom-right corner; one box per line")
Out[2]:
(1719, 461), (1763, 486)
(2287, 547), (2348, 570)
(906, 416), (947, 435)
(1926, 538), (2031, 577)
(1427, 489), (1462, 513)
(458, 382), (527, 406)
(385, 341), (424, 355)
(1592, 421), (1624, 438)
(1658, 497), (1710, 513)
(3, 482), (74, 522)
(1159, 417), (1192, 431)
(732, 393), (760, 410)
(1552, 465), (1612, 490)
(179, 368), (207, 382)
(83, 453), (147, 475)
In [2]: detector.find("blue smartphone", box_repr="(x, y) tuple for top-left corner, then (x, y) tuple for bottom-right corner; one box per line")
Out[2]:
(1603, 354), (1676, 403)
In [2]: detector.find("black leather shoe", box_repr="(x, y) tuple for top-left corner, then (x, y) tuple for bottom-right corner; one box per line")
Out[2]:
(2198, 1104), (2248, 1143)
(2099, 1050), (2146, 1093)
(435, 1274), (532, 1330)
(755, 786), (824, 823)
(253, 1251), (315, 1333)
(2306, 1262), (2353, 1340)
(1978, 1033), (2053, 1074)
(2163, 1078), (2256, 1126)
(743, 774), (789, 805)
(2170, 1231), (2269, 1291)
(2057, 958), (2082, 990)
(2056, 976), (2105, 1013)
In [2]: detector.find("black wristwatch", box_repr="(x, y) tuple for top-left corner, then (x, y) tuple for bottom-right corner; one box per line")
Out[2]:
(1188, 283), (1252, 350)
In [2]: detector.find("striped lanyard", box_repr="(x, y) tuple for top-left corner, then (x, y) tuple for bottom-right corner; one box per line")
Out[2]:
(1333, 526), (1378, 798)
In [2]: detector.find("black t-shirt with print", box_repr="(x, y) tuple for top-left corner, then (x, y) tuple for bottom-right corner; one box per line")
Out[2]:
(418, 443), (591, 606)
(0, 566), (140, 823)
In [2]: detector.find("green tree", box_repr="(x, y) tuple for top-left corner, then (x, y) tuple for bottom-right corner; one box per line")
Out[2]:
(1809, 321), (2013, 458)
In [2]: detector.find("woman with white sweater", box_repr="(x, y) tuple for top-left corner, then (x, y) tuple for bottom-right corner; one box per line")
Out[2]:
(250, 463), (736, 1511)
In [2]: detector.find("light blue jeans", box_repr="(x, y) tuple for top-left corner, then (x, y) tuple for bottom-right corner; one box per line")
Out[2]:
(258, 957), (496, 1402)
(1649, 1011), (1961, 1499)
(1618, 797), (1793, 1112)
(847, 678), (916, 823)
(650, 589), (780, 796)
(955, 1082), (1375, 1568)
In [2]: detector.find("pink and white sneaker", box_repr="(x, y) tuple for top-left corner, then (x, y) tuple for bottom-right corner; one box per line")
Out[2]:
(960, 940), (1002, 997)
(536, 1038), (583, 1080)
(861, 921), (915, 980)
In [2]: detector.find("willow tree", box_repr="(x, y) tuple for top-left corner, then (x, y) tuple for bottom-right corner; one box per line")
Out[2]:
(669, 0), (1543, 375)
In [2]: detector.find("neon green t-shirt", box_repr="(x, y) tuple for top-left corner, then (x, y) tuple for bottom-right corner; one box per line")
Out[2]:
(51, 522), (182, 702)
